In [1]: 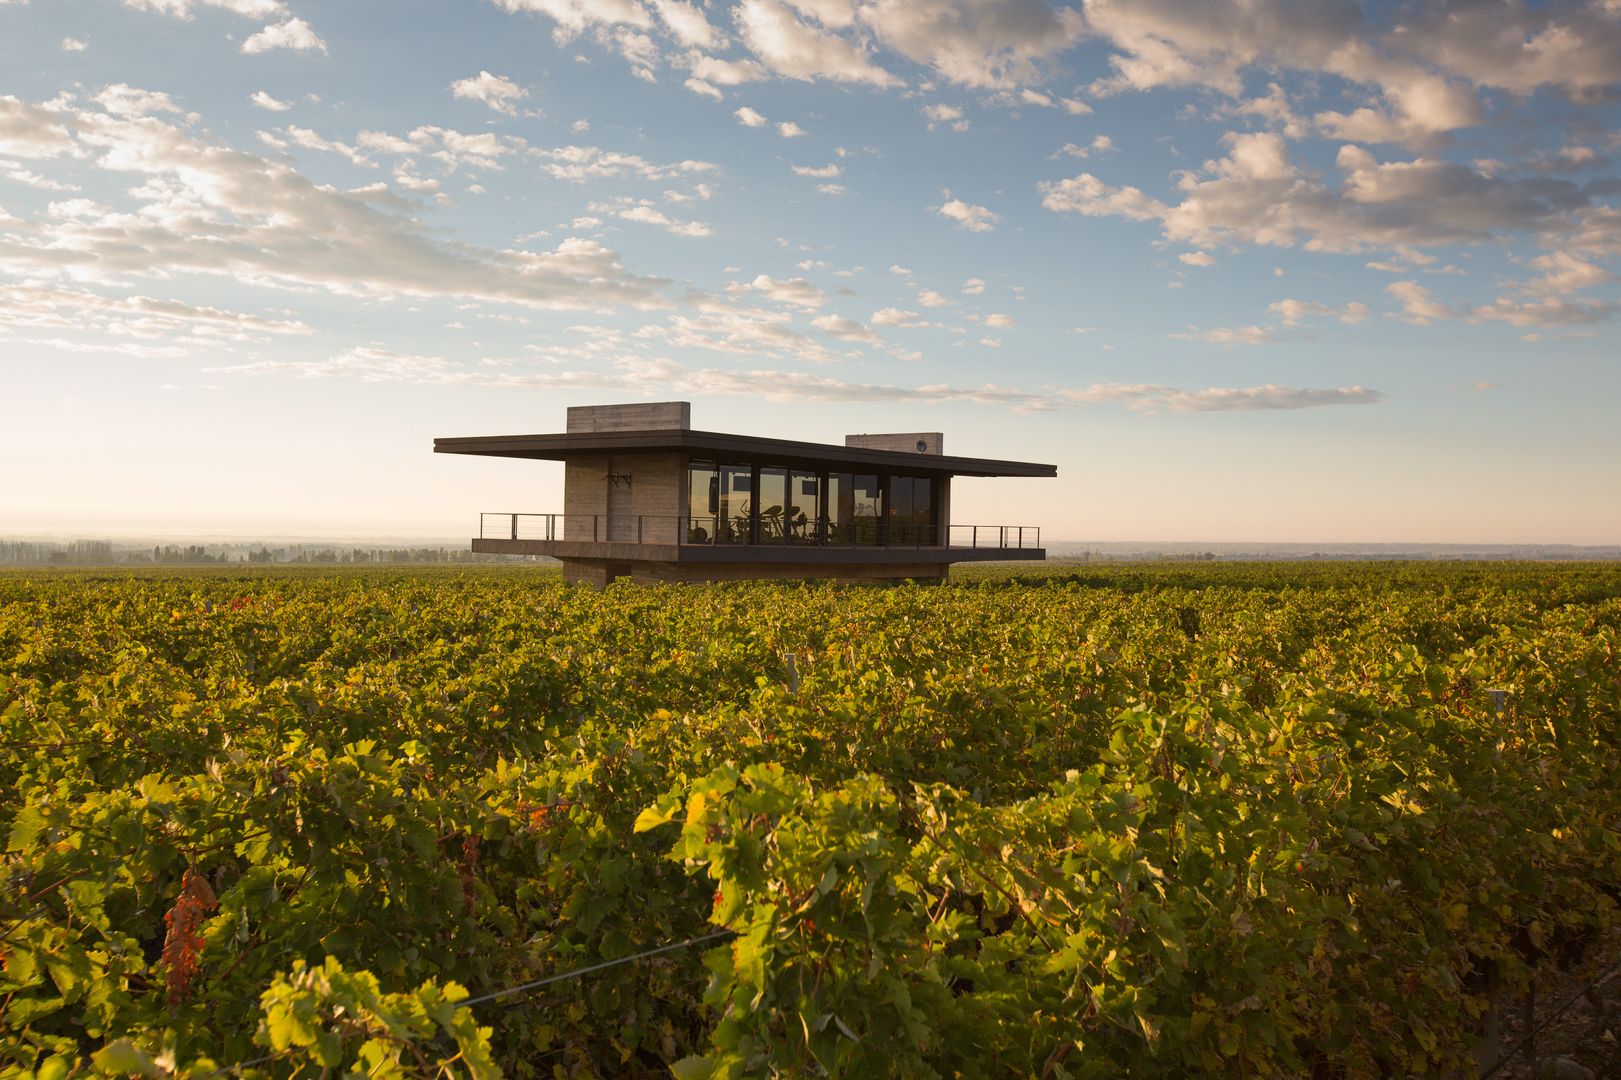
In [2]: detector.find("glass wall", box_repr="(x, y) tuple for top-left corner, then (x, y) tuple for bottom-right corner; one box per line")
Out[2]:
(849, 474), (881, 545)
(686, 461), (717, 543)
(889, 476), (934, 545)
(716, 464), (752, 544)
(788, 471), (819, 545)
(757, 467), (788, 543)
(684, 459), (932, 547)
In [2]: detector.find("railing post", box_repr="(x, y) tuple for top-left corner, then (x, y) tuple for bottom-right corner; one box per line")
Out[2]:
(972, 525), (978, 549)
(594, 515), (599, 542)
(510, 513), (518, 541)
(1000, 525), (1007, 549)
(638, 516), (644, 544)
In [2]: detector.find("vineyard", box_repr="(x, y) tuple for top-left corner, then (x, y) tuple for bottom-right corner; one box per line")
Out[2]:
(2, 563), (1618, 1077)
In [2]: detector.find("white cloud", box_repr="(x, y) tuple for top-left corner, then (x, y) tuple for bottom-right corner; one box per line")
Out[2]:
(1268, 298), (1370, 326)
(62, 37), (89, 51)
(1385, 280), (1453, 324)
(984, 312), (1014, 328)
(687, 53), (770, 85)
(0, 97), (87, 159)
(218, 345), (1385, 415)
(1470, 296), (1618, 328)
(961, 277), (985, 294)
(1061, 383), (1382, 413)
(1379, 258), (1617, 329)
(777, 120), (807, 137)
(888, 264), (912, 276)
(240, 17), (326, 55)
(736, 0), (900, 86)
(0, 93), (672, 313)
(1041, 133), (1600, 255)
(1178, 250), (1215, 267)
(1170, 324), (1274, 345)
(611, 202), (713, 236)
(854, 0), (1084, 89)
(684, 77), (725, 99)
(916, 288), (951, 307)
(0, 281), (311, 345)
(792, 162), (840, 178)
(92, 84), (186, 118)
(533, 143), (716, 182)
(816, 182), (846, 195)
(218, 345), (456, 381)
(272, 124), (371, 166)
(922, 103), (968, 131)
(729, 272), (824, 307)
(123, 0), (285, 15)
(936, 194), (998, 233)
(811, 312), (879, 342)
(249, 90), (292, 112)
(734, 105), (768, 127)
(450, 71), (530, 115)
(1055, 134), (1114, 159)
(1522, 251), (1611, 295)
(871, 306), (926, 327)
(487, 0), (652, 36)
(640, 307), (841, 364)
(0, 162), (78, 191)
(649, 0), (723, 49)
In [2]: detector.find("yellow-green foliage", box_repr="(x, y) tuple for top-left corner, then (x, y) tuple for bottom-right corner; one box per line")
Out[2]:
(1, 564), (1618, 1077)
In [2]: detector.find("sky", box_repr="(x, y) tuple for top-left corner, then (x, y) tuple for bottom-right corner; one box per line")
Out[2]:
(1, 0), (1618, 544)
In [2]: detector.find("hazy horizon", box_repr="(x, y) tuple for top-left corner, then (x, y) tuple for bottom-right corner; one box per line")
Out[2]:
(5, 529), (1619, 559)
(3, 2), (1619, 545)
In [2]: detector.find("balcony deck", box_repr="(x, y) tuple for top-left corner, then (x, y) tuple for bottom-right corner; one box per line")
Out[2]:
(471, 513), (1045, 564)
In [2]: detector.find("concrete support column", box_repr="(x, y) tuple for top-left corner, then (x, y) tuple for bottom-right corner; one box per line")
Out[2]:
(561, 560), (611, 588)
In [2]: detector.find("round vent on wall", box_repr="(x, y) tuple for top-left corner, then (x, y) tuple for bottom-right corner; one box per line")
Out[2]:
(916, 439), (928, 453)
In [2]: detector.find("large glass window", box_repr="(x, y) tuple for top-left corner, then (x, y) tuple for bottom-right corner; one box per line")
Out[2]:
(889, 476), (934, 545)
(757, 467), (788, 544)
(686, 461), (717, 543)
(787, 471), (820, 545)
(687, 461), (932, 547)
(850, 473), (881, 545)
(715, 463), (753, 545)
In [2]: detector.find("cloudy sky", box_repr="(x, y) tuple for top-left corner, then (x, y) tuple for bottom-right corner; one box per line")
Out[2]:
(2, 0), (1618, 543)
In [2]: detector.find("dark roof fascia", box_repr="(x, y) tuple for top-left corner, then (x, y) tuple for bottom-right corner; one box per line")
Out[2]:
(433, 428), (1056, 478)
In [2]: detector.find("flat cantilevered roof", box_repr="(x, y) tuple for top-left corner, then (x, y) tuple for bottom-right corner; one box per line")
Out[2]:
(433, 428), (1057, 478)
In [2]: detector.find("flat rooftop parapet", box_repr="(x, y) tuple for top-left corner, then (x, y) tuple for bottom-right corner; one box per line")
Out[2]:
(567, 401), (690, 433)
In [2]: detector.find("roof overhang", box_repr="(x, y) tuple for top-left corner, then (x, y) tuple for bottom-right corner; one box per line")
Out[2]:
(433, 428), (1056, 478)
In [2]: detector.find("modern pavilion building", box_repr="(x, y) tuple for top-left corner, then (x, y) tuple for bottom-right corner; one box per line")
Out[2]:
(435, 402), (1056, 586)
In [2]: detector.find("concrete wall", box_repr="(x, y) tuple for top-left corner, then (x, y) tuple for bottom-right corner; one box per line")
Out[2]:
(844, 432), (944, 455)
(562, 452), (685, 543)
(567, 401), (690, 433)
(628, 452), (685, 544)
(563, 454), (608, 540)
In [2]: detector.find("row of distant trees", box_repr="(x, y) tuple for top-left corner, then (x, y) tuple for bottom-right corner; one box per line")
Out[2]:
(0, 541), (525, 567)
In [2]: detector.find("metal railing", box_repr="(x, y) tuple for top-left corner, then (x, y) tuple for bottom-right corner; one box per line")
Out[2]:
(478, 514), (1041, 550)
